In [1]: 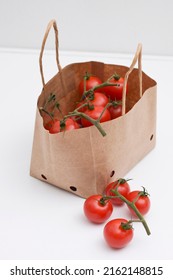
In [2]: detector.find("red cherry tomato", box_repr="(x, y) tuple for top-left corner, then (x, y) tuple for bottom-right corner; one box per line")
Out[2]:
(105, 179), (130, 206)
(104, 218), (134, 249)
(44, 118), (79, 134)
(127, 190), (151, 216)
(81, 106), (111, 127)
(102, 76), (127, 101)
(83, 195), (113, 224)
(78, 74), (102, 95)
(108, 104), (122, 119)
(48, 119), (60, 134)
(76, 92), (109, 112)
(87, 92), (109, 107)
(44, 119), (54, 131)
(61, 118), (80, 131)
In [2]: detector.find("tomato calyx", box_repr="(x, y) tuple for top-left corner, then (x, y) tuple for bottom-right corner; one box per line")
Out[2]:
(107, 72), (120, 82)
(139, 186), (150, 197)
(131, 187), (150, 205)
(87, 103), (95, 110)
(117, 178), (132, 185)
(111, 100), (121, 107)
(112, 73), (121, 81)
(87, 92), (94, 101)
(82, 89), (93, 100)
(83, 71), (92, 81)
(59, 119), (66, 130)
(99, 197), (110, 206)
(121, 221), (133, 231)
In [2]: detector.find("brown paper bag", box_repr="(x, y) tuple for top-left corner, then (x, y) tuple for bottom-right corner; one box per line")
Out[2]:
(30, 20), (157, 198)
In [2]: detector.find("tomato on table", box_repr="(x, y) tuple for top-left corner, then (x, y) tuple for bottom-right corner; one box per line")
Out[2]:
(83, 195), (113, 224)
(127, 190), (151, 216)
(104, 218), (134, 249)
(105, 179), (131, 206)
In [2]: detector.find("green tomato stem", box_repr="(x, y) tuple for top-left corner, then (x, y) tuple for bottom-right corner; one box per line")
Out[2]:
(67, 110), (107, 137)
(96, 102), (112, 122)
(39, 107), (54, 121)
(83, 81), (120, 98)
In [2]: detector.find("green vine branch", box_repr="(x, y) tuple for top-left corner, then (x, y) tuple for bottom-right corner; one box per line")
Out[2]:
(100, 184), (151, 236)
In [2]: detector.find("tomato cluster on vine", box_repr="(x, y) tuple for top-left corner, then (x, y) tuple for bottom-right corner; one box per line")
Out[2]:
(83, 178), (151, 249)
(41, 72), (127, 135)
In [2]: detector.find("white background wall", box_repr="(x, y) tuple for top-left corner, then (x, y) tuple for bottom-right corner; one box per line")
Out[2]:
(0, 0), (173, 56)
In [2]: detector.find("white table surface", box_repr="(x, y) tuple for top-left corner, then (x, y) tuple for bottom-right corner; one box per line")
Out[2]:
(0, 47), (173, 260)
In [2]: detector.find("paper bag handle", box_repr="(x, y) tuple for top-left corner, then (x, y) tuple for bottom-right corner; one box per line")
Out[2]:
(39, 20), (142, 116)
(122, 43), (142, 115)
(39, 19), (62, 87)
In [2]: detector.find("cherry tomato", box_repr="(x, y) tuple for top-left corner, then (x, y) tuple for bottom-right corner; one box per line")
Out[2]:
(104, 218), (134, 249)
(76, 92), (109, 112)
(81, 106), (111, 127)
(47, 119), (60, 134)
(45, 118), (79, 134)
(105, 179), (130, 206)
(78, 74), (102, 95)
(127, 190), (151, 216)
(44, 119), (54, 131)
(108, 104), (122, 119)
(61, 118), (80, 131)
(83, 195), (113, 224)
(102, 76), (127, 101)
(87, 92), (109, 107)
